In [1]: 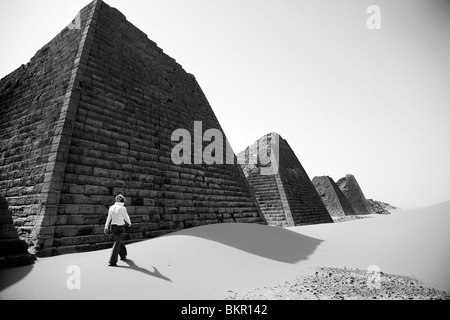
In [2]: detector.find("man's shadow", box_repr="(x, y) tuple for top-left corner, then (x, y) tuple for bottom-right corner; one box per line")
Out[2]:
(116, 259), (172, 282)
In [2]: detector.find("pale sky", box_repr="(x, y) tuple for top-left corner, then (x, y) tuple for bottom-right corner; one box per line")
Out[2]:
(1, 0), (449, 209)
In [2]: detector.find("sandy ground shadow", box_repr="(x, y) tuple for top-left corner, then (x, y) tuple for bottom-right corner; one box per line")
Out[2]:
(165, 223), (323, 264)
(115, 259), (172, 282)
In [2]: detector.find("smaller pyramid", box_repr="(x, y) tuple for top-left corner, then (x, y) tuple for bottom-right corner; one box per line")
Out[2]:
(336, 174), (371, 215)
(237, 133), (333, 226)
(0, 196), (36, 268)
(312, 176), (356, 218)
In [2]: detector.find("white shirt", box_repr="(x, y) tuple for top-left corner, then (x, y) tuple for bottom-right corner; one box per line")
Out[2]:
(105, 202), (131, 227)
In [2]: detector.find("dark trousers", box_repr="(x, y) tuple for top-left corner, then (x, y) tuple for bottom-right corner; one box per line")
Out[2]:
(109, 225), (127, 265)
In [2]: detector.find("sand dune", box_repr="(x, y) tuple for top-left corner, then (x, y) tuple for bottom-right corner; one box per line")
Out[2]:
(0, 201), (449, 300)
(289, 202), (450, 293)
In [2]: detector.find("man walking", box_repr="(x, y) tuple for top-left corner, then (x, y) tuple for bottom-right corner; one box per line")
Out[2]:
(104, 194), (132, 266)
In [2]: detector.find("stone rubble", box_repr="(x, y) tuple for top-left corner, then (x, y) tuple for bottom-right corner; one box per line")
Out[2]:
(224, 267), (448, 300)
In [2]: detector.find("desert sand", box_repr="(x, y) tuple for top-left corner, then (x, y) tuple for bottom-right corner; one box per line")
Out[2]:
(0, 201), (449, 300)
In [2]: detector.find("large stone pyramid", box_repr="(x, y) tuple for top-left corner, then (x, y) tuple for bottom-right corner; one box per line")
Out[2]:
(336, 174), (371, 215)
(0, 0), (265, 257)
(312, 176), (356, 218)
(237, 133), (333, 227)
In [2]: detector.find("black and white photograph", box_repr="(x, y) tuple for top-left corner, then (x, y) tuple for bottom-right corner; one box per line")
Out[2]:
(0, 0), (449, 307)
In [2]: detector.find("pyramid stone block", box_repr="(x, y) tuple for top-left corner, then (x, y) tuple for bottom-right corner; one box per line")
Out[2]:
(312, 176), (356, 218)
(336, 174), (371, 215)
(0, 0), (265, 257)
(0, 196), (36, 268)
(237, 133), (333, 227)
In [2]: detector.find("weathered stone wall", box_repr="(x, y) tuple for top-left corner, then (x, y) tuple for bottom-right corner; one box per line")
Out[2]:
(312, 176), (356, 218)
(336, 174), (371, 215)
(246, 171), (288, 227)
(277, 138), (333, 225)
(0, 196), (36, 268)
(0, 2), (97, 251)
(238, 133), (333, 226)
(237, 134), (287, 227)
(0, 0), (265, 256)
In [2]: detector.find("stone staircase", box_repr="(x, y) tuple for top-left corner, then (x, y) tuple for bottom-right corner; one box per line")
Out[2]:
(247, 168), (288, 227)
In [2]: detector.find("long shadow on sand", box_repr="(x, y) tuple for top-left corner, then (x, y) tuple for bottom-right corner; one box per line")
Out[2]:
(116, 259), (172, 282)
(165, 223), (324, 264)
(0, 264), (34, 291)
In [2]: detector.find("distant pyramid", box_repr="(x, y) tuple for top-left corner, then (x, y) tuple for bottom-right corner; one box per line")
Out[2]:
(237, 133), (333, 226)
(312, 176), (356, 218)
(0, 0), (265, 257)
(336, 174), (371, 215)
